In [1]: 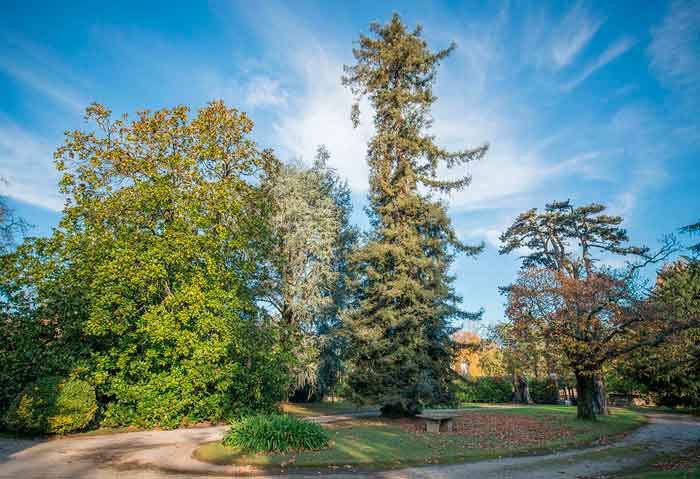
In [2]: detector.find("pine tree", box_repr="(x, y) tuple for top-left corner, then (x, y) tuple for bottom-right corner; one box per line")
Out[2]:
(680, 220), (700, 254)
(342, 14), (487, 416)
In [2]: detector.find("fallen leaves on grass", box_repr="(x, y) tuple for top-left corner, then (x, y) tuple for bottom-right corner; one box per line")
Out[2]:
(650, 446), (700, 471)
(337, 413), (575, 450)
(448, 413), (572, 448)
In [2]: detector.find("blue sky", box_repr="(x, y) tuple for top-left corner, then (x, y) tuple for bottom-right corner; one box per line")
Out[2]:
(1, 1), (698, 332)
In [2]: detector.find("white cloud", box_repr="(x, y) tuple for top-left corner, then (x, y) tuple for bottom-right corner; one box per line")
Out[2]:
(0, 33), (87, 113)
(550, 1), (605, 69)
(647, 1), (700, 108)
(563, 36), (635, 91)
(213, 1), (373, 190)
(462, 225), (503, 250)
(245, 76), (287, 107)
(0, 120), (63, 211)
(273, 51), (373, 192)
(0, 59), (85, 113)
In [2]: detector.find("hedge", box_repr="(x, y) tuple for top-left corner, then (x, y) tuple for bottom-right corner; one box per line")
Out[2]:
(456, 376), (513, 403)
(4, 376), (97, 435)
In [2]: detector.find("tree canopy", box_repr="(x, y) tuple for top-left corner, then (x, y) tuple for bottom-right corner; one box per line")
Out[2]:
(499, 200), (693, 419)
(262, 146), (356, 399)
(1, 102), (289, 427)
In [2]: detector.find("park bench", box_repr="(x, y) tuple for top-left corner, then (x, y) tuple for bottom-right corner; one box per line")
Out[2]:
(416, 413), (456, 433)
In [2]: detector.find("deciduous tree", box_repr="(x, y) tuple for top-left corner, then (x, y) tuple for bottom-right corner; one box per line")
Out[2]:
(499, 200), (685, 419)
(2, 102), (288, 427)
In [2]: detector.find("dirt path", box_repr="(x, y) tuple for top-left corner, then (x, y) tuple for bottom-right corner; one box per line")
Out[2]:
(1, 412), (698, 479)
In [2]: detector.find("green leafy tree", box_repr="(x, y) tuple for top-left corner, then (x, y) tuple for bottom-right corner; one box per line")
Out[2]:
(0, 189), (27, 254)
(3, 102), (288, 428)
(499, 200), (686, 420)
(612, 256), (700, 408)
(0, 193), (63, 417)
(0, 237), (90, 418)
(313, 147), (358, 400)
(342, 14), (487, 416)
(490, 322), (570, 403)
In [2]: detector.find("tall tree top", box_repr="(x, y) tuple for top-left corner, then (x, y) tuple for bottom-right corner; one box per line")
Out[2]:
(342, 13), (488, 195)
(499, 200), (650, 277)
(680, 220), (700, 254)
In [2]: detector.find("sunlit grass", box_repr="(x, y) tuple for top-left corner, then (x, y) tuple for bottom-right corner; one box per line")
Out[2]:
(280, 401), (377, 417)
(195, 406), (647, 469)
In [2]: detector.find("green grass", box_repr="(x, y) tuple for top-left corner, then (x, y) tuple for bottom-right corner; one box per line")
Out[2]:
(626, 405), (700, 417)
(280, 401), (378, 417)
(609, 447), (700, 479)
(195, 406), (647, 470)
(616, 471), (700, 479)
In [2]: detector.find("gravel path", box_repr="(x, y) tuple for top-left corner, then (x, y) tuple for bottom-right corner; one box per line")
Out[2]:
(1, 412), (697, 479)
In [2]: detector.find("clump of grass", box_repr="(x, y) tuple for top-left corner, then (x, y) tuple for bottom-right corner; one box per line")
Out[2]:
(223, 414), (329, 453)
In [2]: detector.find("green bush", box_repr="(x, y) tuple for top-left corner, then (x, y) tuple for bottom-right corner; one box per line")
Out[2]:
(223, 414), (329, 453)
(529, 378), (561, 404)
(5, 376), (97, 435)
(456, 376), (513, 403)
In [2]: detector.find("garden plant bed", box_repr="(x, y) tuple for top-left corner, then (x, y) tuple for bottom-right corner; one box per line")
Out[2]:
(194, 406), (647, 471)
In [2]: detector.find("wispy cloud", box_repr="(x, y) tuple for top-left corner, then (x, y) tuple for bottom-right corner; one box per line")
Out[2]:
(647, 0), (699, 110)
(245, 76), (287, 107)
(220, 1), (374, 191)
(0, 59), (85, 113)
(563, 36), (635, 91)
(0, 119), (63, 211)
(0, 33), (87, 113)
(273, 49), (374, 192)
(602, 103), (672, 220)
(550, 1), (605, 69)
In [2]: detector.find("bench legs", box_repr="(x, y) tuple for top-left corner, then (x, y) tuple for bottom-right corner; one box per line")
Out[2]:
(440, 418), (454, 432)
(425, 420), (440, 433)
(425, 418), (454, 433)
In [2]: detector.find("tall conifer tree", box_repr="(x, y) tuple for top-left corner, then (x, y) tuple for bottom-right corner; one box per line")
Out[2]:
(342, 14), (487, 416)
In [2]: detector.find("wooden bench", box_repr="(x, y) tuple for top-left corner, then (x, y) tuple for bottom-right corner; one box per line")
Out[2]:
(416, 413), (456, 433)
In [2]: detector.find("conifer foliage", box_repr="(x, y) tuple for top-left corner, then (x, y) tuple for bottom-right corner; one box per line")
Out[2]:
(342, 14), (487, 416)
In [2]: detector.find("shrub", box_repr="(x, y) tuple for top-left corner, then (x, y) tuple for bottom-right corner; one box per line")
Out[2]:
(222, 414), (329, 453)
(456, 377), (513, 403)
(529, 378), (561, 404)
(5, 376), (97, 435)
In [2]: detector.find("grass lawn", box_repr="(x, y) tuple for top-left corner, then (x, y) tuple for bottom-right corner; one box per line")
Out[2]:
(195, 405), (647, 470)
(626, 405), (700, 417)
(610, 446), (700, 479)
(280, 401), (378, 417)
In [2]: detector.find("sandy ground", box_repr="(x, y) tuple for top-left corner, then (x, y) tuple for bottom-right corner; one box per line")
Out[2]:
(1, 412), (698, 479)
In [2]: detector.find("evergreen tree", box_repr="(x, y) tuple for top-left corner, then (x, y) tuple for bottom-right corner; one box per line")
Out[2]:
(342, 14), (487, 416)
(262, 146), (356, 399)
(680, 220), (700, 254)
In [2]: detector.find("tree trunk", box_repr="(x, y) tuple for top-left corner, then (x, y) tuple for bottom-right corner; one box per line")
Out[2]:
(575, 372), (597, 420)
(546, 373), (560, 404)
(513, 375), (532, 403)
(593, 375), (609, 416)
